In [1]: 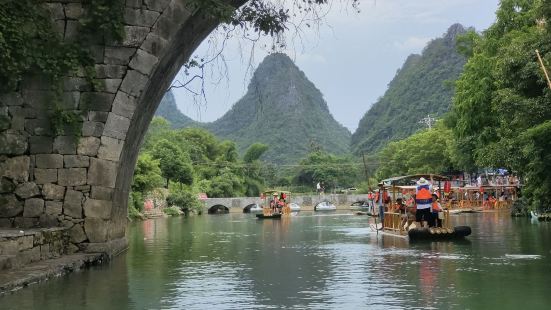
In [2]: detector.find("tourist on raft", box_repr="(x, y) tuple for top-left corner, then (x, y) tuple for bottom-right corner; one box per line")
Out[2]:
(415, 177), (433, 227)
(375, 183), (391, 226)
(430, 193), (443, 228)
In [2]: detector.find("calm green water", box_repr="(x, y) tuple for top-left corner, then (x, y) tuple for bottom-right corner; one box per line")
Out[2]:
(2, 212), (551, 309)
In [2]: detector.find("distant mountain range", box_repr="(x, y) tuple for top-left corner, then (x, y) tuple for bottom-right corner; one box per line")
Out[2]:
(156, 53), (351, 163)
(156, 24), (468, 161)
(351, 23), (468, 154)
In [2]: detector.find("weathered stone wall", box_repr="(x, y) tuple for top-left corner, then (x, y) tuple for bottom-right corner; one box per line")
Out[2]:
(0, 0), (244, 256)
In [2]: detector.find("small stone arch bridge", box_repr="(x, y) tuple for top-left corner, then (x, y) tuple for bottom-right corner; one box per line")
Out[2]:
(204, 194), (368, 214)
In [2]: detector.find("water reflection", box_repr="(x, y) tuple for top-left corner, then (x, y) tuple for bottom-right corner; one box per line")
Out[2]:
(1, 211), (550, 309)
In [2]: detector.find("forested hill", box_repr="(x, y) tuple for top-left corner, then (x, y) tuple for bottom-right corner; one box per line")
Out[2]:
(206, 53), (352, 163)
(155, 91), (197, 128)
(351, 23), (468, 154)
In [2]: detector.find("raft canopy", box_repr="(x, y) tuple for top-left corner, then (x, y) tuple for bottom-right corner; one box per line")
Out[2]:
(380, 174), (449, 187)
(262, 190), (291, 196)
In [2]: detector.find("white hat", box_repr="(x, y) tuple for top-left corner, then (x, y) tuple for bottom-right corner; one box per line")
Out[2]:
(417, 177), (428, 185)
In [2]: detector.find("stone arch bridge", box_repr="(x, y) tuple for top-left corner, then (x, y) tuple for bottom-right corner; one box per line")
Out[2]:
(204, 194), (368, 214)
(0, 0), (254, 258)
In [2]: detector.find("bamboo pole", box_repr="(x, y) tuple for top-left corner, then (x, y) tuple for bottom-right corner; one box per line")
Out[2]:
(536, 49), (551, 90)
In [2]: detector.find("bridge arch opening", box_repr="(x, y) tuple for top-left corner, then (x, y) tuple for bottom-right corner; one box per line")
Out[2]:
(208, 205), (229, 214)
(243, 203), (259, 213)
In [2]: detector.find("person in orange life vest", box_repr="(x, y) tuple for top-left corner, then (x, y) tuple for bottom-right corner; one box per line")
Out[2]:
(415, 177), (433, 227)
(375, 183), (390, 225)
(430, 194), (443, 227)
(367, 190), (375, 213)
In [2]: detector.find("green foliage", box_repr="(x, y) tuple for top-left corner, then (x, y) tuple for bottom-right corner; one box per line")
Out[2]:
(131, 154), (165, 193)
(351, 24), (468, 154)
(81, 0), (124, 42)
(243, 143), (269, 162)
(167, 186), (202, 212)
(375, 123), (455, 179)
(150, 139), (194, 186)
(162, 206), (181, 216)
(449, 0), (551, 210)
(294, 150), (361, 190)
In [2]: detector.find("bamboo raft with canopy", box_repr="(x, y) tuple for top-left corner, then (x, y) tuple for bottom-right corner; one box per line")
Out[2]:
(256, 190), (292, 219)
(372, 174), (471, 241)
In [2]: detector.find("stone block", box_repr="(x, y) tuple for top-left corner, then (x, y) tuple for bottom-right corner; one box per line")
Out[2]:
(34, 169), (58, 184)
(24, 198), (44, 217)
(60, 92), (80, 110)
(35, 154), (64, 168)
(0, 130), (28, 155)
(64, 189), (84, 218)
(89, 45), (105, 64)
(15, 182), (40, 199)
(29, 136), (53, 154)
(154, 15), (178, 41)
(17, 235), (34, 251)
(9, 106), (25, 131)
(45, 201), (63, 215)
(53, 135), (78, 154)
(18, 246), (41, 265)
(0, 92), (24, 106)
(69, 224), (87, 243)
(64, 20), (79, 42)
(80, 92), (115, 112)
(124, 8), (160, 27)
(95, 78), (122, 94)
(90, 186), (114, 201)
(0, 239), (18, 255)
(1, 155), (30, 182)
(88, 111), (109, 122)
(94, 64), (127, 79)
(77, 137), (101, 156)
(82, 121), (104, 137)
(44, 3), (64, 20)
(0, 218), (12, 227)
(64, 155), (90, 168)
(63, 77), (91, 92)
(129, 49), (159, 75)
(141, 33), (168, 57)
(64, 3), (83, 20)
(104, 47), (136, 65)
(87, 158), (118, 188)
(25, 118), (52, 136)
(40, 243), (51, 259)
(120, 70), (148, 97)
(74, 185), (91, 192)
(84, 198), (112, 219)
(42, 183), (65, 200)
(98, 135), (124, 161)
(0, 177), (16, 194)
(144, 0), (171, 12)
(39, 213), (59, 227)
(58, 168), (87, 186)
(0, 194), (23, 218)
(121, 26), (149, 47)
(112, 92), (137, 119)
(84, 218), (108, 243)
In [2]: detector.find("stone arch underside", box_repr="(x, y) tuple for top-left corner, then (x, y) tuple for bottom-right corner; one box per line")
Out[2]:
(0, 0), (246, 256)
(208, 205), (230, 214)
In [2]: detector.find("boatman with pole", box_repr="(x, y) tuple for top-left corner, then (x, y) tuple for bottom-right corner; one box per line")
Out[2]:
(375, 182), (390, 229)
(415, 177), (433, 228)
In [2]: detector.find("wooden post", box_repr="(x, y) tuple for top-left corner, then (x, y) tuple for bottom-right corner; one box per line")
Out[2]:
(536, 49), (551, 90)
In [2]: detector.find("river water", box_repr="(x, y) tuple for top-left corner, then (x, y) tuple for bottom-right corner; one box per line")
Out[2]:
(1, 211), (550, 309)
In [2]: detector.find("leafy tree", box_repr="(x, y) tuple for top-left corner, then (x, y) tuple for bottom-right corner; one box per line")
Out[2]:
(150, 139), (194, 186)
(131, 154), (165, 193)
(243, 143), (269, 162)
(448, 0), (551, 210)
(375, 123), (455, 179)
(294, 150), (360, 190)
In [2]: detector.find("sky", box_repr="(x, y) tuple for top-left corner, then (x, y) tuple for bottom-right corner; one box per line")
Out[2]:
(171, 0), (500, 132)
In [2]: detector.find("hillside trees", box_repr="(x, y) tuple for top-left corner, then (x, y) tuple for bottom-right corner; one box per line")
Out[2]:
(448, 0), (551, 210)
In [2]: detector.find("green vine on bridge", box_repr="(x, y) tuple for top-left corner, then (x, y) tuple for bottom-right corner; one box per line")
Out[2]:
(0, 0), (124, 136)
